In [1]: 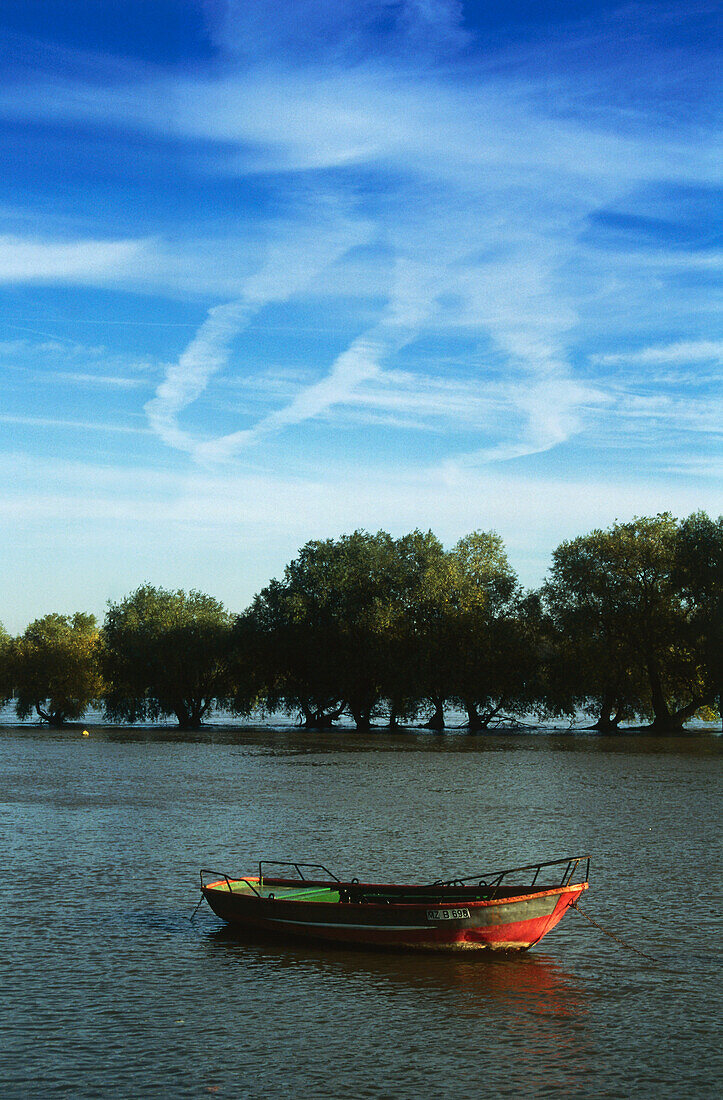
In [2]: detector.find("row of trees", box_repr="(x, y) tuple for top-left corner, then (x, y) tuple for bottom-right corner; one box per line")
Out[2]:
(0, 512), (720, 732)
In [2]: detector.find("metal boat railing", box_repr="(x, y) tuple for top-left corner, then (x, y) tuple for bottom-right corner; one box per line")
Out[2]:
(201, 862), (341, 896)
(200, 869), (250, 893)
(257, 861), (341, 882)
(201, 855), (589, 902)
(429, 854), (590, 892)
(200, 869), (271, 897)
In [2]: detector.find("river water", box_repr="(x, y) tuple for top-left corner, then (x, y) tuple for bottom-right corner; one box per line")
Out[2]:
(1, 725), (720, 1098)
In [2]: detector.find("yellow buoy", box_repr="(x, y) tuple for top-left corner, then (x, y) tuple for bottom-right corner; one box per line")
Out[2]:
(82, 730), (90, 737)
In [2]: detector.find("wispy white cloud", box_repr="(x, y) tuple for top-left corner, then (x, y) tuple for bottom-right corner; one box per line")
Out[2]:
(662, 456), (723, 479)
(591, 340), (723, 366)
(144, 205), (371, 456)
(0, 235), (150, 283)
(0, 0), (718, 500)
(0, 414), (149, 435)
(206, 0), (470, 64)
(615, 392), (723, 434)
(329, 369), (505, 425)
(0, 337), (107, 357)
(194, 329), (386, 462)
(1, 448), (717, 547)
(0, 336), (155, 389)
(0, 229), (299, 300)
(44, 371), (149, 389)
(214, 362), (602, 446)
(193, 256), (439, 462)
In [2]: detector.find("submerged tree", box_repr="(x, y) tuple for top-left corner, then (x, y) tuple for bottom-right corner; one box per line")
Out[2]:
(235, 527), (535, 732)
(544, 514), (717, 731)
(10, 612), (103, 726)
(382, 529), (448, 728)
(446, 531), (530, 729)
(102, 585), (233, 728)
(316, 530), (402, 730)
(236, 531), (402, 729)
(388, 530), (455, 729)
(0, 621), (13, 707)
(236, 572), (346, 728)
(391, 530), (532, 730)
(674, 512), (723, 729)
(543, 537), (645, 730)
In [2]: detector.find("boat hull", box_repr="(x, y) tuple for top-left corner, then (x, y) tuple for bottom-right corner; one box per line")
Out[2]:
(201, 878), (588, 952)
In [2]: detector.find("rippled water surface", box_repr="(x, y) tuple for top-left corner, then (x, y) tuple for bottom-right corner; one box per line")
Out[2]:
(1, 726), (721, 1098)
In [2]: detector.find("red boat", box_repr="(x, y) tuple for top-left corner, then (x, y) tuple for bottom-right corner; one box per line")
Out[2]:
(200, 855), (589, 952)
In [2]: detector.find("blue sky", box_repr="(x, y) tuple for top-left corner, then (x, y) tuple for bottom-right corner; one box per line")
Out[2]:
(0, 0), (720, 631)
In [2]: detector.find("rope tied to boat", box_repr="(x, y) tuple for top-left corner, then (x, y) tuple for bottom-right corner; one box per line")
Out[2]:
(571, 900), (658, 961)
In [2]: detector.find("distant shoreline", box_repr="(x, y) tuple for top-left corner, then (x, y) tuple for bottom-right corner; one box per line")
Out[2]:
(1, 715), (719, 737)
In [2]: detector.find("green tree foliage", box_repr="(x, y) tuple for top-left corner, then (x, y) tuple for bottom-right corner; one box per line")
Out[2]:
(544, 514), (717, 730)
(237, 527), (530, 731)
(543, 535), (645, 729)
(388, 530), (533, 730)
(10, 612), (103, 725)
(0, 621), (12, 706)
(383, 529), (448, 727)
(228, 582), (287, 721)
(674, 512), (723, 728)
(447, 532), (534, 729)
(237, 531), (403, 728)
(236, 576), (345, 728)
(102, 585), (233, 728)
(388, 530), (455, 728)
(391, 528), (521, 726)
(314, 530), (402, 730)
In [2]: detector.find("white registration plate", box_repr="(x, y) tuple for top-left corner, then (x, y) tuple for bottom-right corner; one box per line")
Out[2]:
(426, 908), (470, 921)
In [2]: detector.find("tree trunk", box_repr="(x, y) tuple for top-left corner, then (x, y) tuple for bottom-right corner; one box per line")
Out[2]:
(36, 703), (65, 727)
(464, 702), (483, 731)
(301, 704), (345, 728)
(646, 657), (674, 729)
(650, 713), (685, 731)
(423, 699), (445, 730)
(592, 714), (620, 731)
(174, 699), (205, 729)
(350, 707), (372, 731)
(591, 689), (618, 731)
(663, 695), (715, 732)
(479, 702), (505, 729)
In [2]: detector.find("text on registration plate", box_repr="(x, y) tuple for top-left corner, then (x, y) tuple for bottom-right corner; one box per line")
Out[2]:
(426, 908), (470, 921)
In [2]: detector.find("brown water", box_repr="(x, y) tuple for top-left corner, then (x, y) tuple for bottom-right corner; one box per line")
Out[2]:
(1, 725), (721, 1098)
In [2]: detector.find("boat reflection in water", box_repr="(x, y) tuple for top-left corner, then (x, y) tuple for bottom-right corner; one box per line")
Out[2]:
(207, 920), (584, 1008)
(204, 922), (591, 1085)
